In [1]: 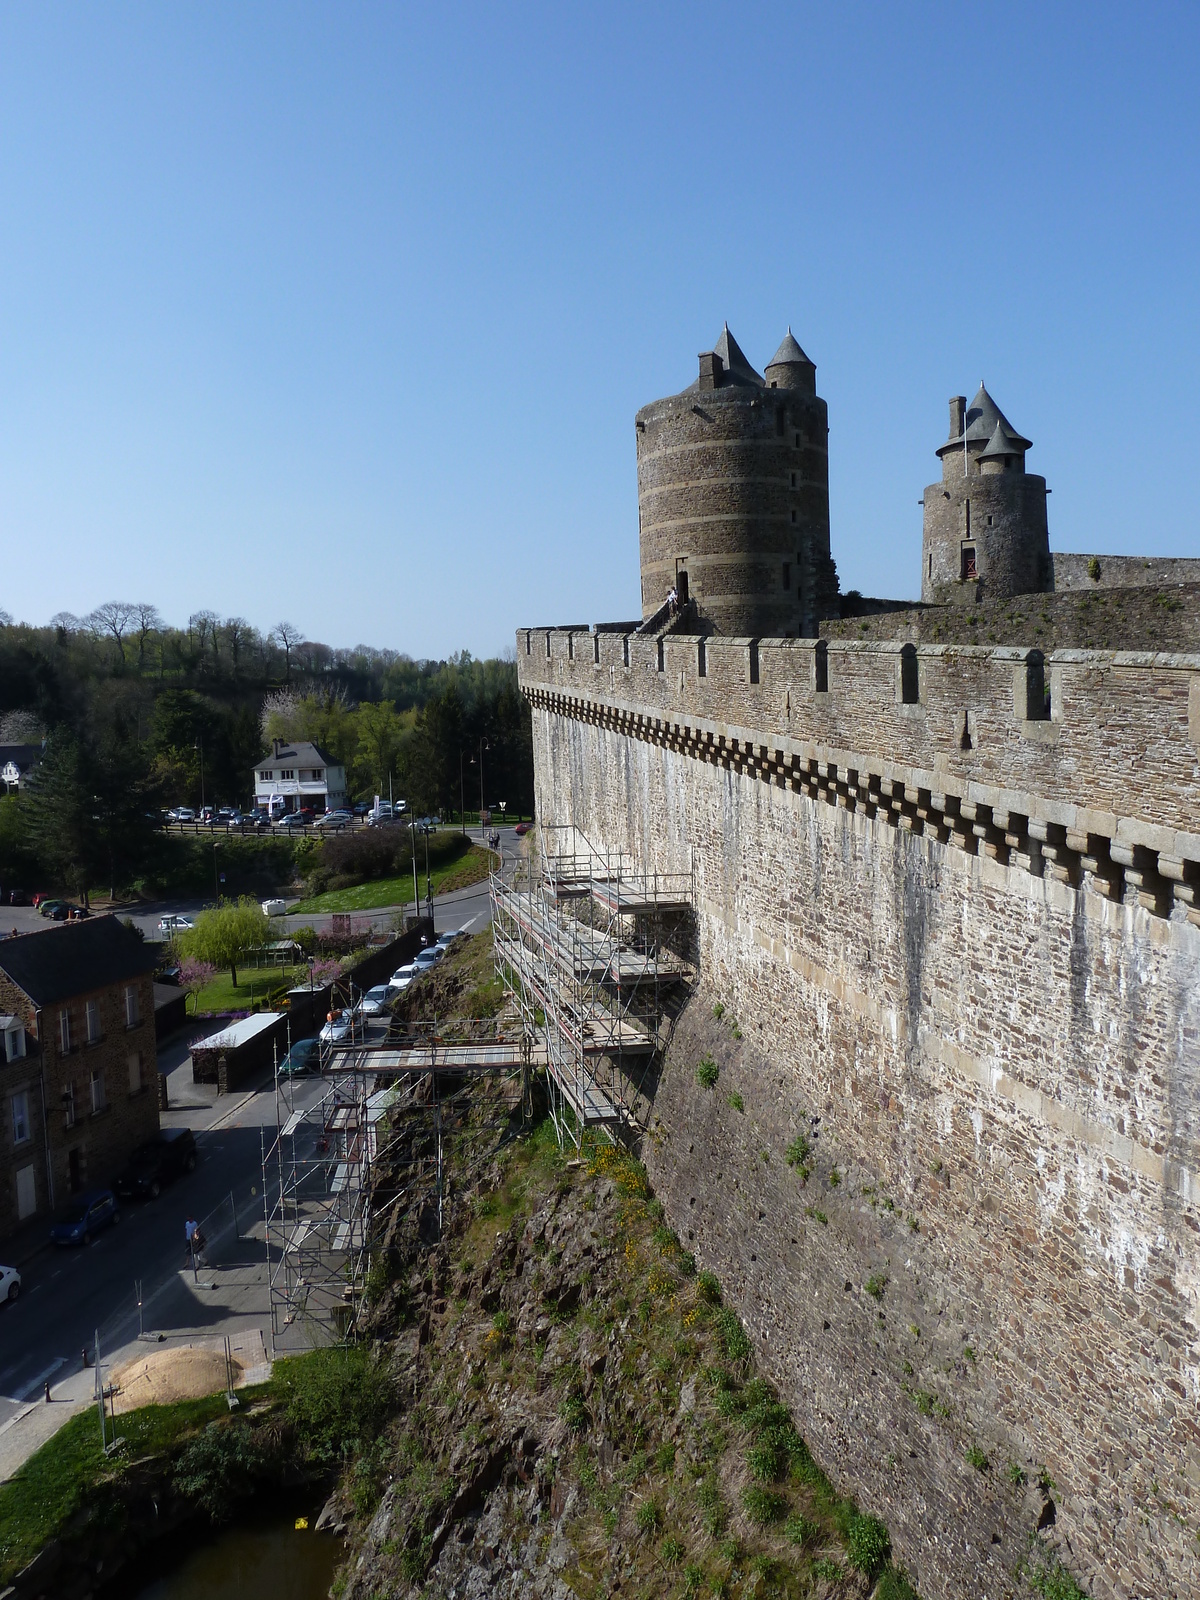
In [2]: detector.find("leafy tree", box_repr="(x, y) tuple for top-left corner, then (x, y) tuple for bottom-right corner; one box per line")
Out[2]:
(178, 896), (269, 987)
(355, 699), (405, 797)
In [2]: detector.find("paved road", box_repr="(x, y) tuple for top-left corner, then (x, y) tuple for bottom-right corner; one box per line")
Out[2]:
(0, 824), (524, 940)
(0, 827), (530, 1417)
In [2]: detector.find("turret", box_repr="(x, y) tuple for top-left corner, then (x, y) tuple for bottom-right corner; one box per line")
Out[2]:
(921, 384), (1049, 602)
(636, 325), (839, 636)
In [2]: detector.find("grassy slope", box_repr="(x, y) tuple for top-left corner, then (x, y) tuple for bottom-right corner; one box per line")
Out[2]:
(289, 844), (491, 914)
(353, 1115), (921, 1599)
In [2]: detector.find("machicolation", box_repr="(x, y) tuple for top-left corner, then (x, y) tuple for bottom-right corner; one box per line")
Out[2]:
(519, 325), (1200, 1600)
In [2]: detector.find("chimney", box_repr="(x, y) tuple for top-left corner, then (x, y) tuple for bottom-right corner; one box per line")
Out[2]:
(697, 352), (724, 392)
(272, 738), (281, 758)
(949, 395), (966, 439)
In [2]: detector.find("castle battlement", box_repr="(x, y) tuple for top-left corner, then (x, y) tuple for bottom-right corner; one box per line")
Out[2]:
(519, 627), (1200, 919)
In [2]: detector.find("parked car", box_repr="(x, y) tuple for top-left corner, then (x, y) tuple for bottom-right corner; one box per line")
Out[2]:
(436, 929), (469, 949)
(315, 810), (353, 831)
(173, 807), (196, 823)
(279, 1037), (320, 1077)
(351, 801), (371, 817)
(0, 1263), (20, 1303)
(356, 985), (393, 1017)
(514, 822), (531, 836)
(388, 962), (419, 991)
(32, 892), (54, 908)
(217, 806), (236, 820)
(158, 914), (194, 934)
(7, 889), (29, 906)
(366, 804), (395, 827)
(236, 811), (268, 832)
(415, 946), (444, 966)
(38, 899), (68, 918)
(319, 1012), (357, 1044)
(50, 1188), (120, 1246)
(261, 898), (287, 917)
(114, 1128), (198, 1200)
(275, 812), (308, 830)
(48, 903), (87, 921)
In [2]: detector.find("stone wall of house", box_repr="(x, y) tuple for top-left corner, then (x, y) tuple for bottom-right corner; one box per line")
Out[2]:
(519, 630), (1200, 1600)
(0, 969), (159, 1236)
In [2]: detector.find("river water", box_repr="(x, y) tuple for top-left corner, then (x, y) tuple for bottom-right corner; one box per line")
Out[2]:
(127, 1514), (343, 1600)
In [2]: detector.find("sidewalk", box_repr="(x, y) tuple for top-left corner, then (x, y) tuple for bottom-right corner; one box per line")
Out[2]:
(0, 1253), (274, 1483)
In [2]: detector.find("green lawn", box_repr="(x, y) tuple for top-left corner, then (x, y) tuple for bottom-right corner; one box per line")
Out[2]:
(192, 965), (308, 1015)
(289, 844), (492, 915)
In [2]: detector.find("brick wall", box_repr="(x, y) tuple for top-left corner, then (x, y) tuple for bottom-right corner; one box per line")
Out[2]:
(520, 632), (1200, 1599)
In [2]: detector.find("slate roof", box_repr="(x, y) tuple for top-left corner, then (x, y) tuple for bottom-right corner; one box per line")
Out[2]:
(765, 328), (814, 370)
(684, 323), (765, 392)
(938, 382), (1032, 457)
(979, 419), (1023, 459)
(0, 916), (158, 1007)
(255, 741), (340, 769)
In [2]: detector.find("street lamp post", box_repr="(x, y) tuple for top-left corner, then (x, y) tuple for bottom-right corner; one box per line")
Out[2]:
(458, 751), (467, 837)
(478, 737), (489, 840)
(194, 738), (205, 811)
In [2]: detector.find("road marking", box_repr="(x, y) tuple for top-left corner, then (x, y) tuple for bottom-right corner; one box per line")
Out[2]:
(20, 1357), (66, 1401)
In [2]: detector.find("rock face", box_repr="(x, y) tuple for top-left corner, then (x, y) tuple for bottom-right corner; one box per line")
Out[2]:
(336, 1104), (916, 1599)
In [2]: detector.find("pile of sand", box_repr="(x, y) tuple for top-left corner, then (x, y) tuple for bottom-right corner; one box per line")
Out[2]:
(111, 1346), (243, 1412)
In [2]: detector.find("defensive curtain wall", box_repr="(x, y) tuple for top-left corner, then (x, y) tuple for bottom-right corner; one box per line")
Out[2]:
(518, 626), (1200, 1600)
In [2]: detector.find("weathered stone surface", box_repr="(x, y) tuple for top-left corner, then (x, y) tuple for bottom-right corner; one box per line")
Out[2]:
(522, 646), (1200, 1600)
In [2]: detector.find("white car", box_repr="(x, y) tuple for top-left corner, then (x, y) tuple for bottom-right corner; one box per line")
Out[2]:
(261, 899), (287, 918)
(158, 914), (194, 934)
(388, 962), (419, 991)
(0, 1263), (20, 1303)
(319, 1012), (361, 1044)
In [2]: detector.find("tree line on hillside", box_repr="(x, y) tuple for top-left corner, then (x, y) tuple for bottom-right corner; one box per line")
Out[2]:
(0, 607), (532, 903)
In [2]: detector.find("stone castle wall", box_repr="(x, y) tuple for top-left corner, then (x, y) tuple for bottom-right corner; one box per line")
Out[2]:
(1052, 552), (1200, 592)
(519, 629), (1200, 1599)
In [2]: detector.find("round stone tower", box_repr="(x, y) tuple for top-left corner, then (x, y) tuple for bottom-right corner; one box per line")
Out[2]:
(636, 325), (839, 636)
(921, 385), (1051, 603)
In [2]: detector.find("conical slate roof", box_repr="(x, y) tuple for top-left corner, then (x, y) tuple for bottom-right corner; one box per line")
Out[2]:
(765, 328), (815, 370)
(979, 419), (1023, 459)
(938, 382), (1032, 456)
(709, 323), (764, 387)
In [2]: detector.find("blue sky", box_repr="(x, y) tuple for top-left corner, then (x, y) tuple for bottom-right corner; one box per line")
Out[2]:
(1, 3), (1197, 658)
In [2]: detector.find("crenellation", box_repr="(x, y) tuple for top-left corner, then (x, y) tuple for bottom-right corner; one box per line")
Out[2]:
(519, 328), (1200, 1598)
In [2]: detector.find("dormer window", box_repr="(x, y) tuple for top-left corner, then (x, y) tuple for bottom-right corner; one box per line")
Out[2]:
(1, 1017), (25, 1063)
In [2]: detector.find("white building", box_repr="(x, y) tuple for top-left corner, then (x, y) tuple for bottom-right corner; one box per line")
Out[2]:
(253, 740), (347, 815)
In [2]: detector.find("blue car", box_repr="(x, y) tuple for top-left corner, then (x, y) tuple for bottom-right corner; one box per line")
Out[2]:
(50, 1188), (120, 1246)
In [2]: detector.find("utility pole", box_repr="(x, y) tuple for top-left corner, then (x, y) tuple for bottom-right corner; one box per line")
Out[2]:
(410, 808), (419, 914)
(459, 751), (466, 837)
(195, 737), (205, 810)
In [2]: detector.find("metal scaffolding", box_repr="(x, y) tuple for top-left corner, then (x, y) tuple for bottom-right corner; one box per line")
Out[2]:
(491, 825), (692, 1145)
(262, 1017), (535, 1349)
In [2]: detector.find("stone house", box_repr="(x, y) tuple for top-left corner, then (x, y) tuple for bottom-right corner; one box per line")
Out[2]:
(252, 738), (347, 816)
(0, 916), (160, 1241)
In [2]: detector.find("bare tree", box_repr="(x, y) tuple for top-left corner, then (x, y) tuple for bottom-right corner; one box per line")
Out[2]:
(223, 617), (253, 680)
(0, 610), (13, 627)
(88, 601), (138, 666)
(188, 610), (220, 670)
(50, 611), (82, 635)
(133, 602), (164, 672)
(272, 621), (302, 686)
